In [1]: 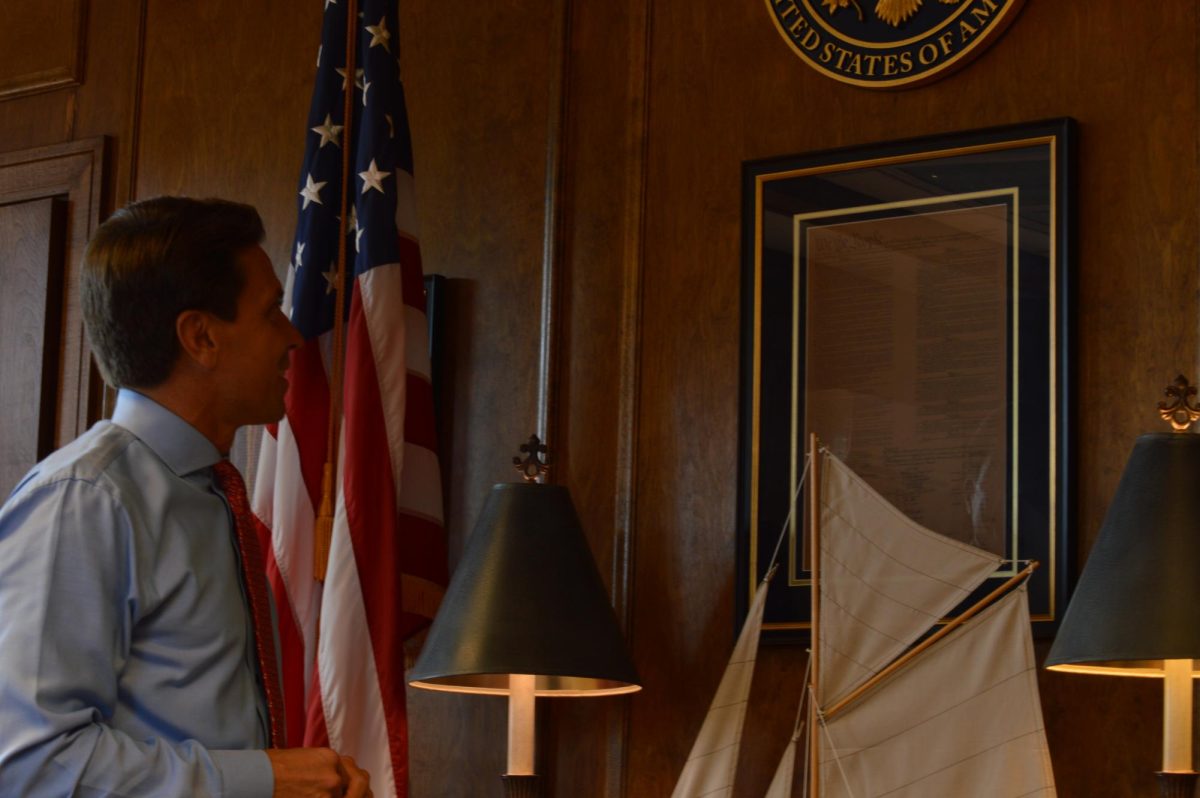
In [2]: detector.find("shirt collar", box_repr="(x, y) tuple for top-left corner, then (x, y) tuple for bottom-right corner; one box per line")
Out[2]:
(110, 388), (222, 477)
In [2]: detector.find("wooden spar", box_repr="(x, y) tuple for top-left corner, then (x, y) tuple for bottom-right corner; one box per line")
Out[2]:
(808, 433), (821, 798)
(823, 560), (1040, 721)
(313, 0), (360, 581)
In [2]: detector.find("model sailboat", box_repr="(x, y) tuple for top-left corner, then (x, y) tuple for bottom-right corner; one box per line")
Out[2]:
(673, 438), (1056, 797)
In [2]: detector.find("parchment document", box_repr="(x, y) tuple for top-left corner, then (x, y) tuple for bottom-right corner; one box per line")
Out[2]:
(802, 203), (1010, 554)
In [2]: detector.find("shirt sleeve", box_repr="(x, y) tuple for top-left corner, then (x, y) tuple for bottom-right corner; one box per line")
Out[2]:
(0, 479), (275, 798)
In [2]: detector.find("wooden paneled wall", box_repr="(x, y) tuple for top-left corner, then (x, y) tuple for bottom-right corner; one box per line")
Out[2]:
(2, 0), (1199, 796)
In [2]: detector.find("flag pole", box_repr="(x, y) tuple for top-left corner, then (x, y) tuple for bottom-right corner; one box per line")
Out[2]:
(314, 0), (359, 581)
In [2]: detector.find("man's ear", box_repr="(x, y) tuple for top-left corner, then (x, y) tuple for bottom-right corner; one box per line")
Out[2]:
(176, 309), (219, 369)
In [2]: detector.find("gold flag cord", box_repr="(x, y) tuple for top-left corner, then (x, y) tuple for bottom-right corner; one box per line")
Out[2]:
(314, 0), (360, 582)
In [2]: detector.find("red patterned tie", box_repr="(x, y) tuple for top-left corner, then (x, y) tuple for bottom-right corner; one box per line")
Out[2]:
(212, 459), (286, 747)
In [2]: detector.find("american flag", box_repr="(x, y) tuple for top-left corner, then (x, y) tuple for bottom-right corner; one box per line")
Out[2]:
(252, 1), (447, 795)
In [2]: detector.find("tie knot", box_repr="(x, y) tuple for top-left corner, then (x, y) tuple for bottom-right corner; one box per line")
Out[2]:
(212, 460), (247, 500)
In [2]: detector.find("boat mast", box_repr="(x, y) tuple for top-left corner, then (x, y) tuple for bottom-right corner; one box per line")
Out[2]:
(808, 432), (821, 798)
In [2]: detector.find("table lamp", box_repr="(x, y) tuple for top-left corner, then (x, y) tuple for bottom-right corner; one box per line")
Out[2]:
(1046, 375), (1200, 798)
(409, 435), (641, 797)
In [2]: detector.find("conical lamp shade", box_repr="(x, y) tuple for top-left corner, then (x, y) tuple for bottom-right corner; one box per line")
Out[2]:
(409, 482), (640, 696)
(1046, 432), (1200, 676)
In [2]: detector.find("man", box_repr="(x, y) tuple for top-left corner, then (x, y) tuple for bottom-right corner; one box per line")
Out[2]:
(0, 197), (370, 797)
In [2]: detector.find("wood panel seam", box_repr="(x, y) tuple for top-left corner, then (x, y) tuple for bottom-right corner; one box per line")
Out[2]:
(609, 0), (655, 796)
(537, 0), (573, 451)
(126, 0), (150, 204)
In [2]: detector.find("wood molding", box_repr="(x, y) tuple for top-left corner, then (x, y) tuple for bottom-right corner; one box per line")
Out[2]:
(536, 0), (573, 451)
(126, 0), (150, 203)
(0, 67), (81, 102)
(608, 0), (654, 796)
(0, 0), (88, 102)
(0, 136), (108, 444)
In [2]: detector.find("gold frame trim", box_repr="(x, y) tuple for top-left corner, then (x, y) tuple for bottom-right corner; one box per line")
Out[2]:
(789, 190), (1020, 587)
(748, 133), (1061, 629)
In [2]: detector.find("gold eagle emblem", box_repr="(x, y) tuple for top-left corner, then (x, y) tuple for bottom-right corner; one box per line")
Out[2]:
(822, 0), (963, 28)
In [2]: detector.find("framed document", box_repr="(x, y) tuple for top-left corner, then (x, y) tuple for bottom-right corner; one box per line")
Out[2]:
(737, 120), (1075, 640)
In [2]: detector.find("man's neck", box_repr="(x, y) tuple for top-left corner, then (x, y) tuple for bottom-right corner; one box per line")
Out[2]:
(136, 382), (236, 456)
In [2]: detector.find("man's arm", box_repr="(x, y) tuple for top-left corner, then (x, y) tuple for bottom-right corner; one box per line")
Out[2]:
(268, 750), (372, 798)
(0, 477), (372, 798)
(0, 479), (274, 797)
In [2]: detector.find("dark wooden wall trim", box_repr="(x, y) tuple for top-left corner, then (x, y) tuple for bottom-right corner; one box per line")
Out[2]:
(0, 0), (88, 102)
(607, 0), (654, 794)
(0, 137), (107, 443)
(123, 0), (150, 204)
(536, 0), (572, 449)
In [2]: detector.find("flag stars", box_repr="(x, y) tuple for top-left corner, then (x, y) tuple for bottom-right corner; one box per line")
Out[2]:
(312, 113), (343, 148)
(358, 158), (390, 194)
(322, 264), (339, 295)
(366, 16), (391, 52)
(336, 66), (365, 92)
(300, 173), (327, 209)
(385, 113), (395, 138)
(362, 80), (371, 106)
(294, 242), (306, 268)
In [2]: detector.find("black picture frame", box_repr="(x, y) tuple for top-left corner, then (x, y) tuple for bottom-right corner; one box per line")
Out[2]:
(736, 119), (1075, 642)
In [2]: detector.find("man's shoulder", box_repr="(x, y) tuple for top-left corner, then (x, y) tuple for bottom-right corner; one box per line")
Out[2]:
(5, 422), (139, 507)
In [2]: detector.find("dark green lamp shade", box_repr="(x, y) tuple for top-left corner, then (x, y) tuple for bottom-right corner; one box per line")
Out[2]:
(1046, 433), (1200, 676)
(408, 482), (641, 696)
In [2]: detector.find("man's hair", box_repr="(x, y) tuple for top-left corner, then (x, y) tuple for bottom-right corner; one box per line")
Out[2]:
(81, 196), (265, 388)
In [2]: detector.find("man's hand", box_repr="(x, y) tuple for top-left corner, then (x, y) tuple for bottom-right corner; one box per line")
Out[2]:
(267, 748), (372, 797)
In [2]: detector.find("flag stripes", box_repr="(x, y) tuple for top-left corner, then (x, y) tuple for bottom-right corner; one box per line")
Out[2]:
(250, 2), (447, 795)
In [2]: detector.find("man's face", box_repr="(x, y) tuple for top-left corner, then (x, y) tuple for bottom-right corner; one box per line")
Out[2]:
(211, 245), (303, 427)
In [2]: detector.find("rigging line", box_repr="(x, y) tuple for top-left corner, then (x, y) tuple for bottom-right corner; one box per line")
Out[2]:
(791, 653), (813, 740)
(811, 683), (859, 798)
(765, 452), (811, 575)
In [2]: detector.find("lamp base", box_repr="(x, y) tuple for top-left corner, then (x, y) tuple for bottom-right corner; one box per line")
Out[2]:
(502, 774), (540, 798)
(1156, 771), (1198, 798)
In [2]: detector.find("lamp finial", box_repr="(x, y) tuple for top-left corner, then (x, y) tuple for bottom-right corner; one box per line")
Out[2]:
(513, 434), (550, 482)
(1158, 375), (1200, 432)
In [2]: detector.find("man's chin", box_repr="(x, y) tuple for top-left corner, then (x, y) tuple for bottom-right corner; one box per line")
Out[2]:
(244, 398), (288, 428)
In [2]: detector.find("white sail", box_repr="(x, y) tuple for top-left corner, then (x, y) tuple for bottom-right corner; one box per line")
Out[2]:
(817, 451), (1003, 706)
(763, 736), (797, 798)
(818, 585), (1056, 797)
(671, 576), (772, 798)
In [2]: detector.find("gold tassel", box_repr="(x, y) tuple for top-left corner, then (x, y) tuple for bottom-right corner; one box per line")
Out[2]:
(313, 462), (334, 581)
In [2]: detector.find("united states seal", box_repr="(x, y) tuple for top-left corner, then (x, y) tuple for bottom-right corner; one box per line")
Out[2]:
(767, 0), (1026, 88)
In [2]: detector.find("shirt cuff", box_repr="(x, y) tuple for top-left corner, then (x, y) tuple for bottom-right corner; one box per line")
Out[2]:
(211, 749), (274, 798)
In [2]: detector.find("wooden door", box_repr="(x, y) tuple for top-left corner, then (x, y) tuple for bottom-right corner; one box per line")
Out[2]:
(0, 138), (106, 497)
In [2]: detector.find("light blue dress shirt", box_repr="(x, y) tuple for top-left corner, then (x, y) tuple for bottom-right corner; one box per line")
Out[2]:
(0, 390), (275, 797)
